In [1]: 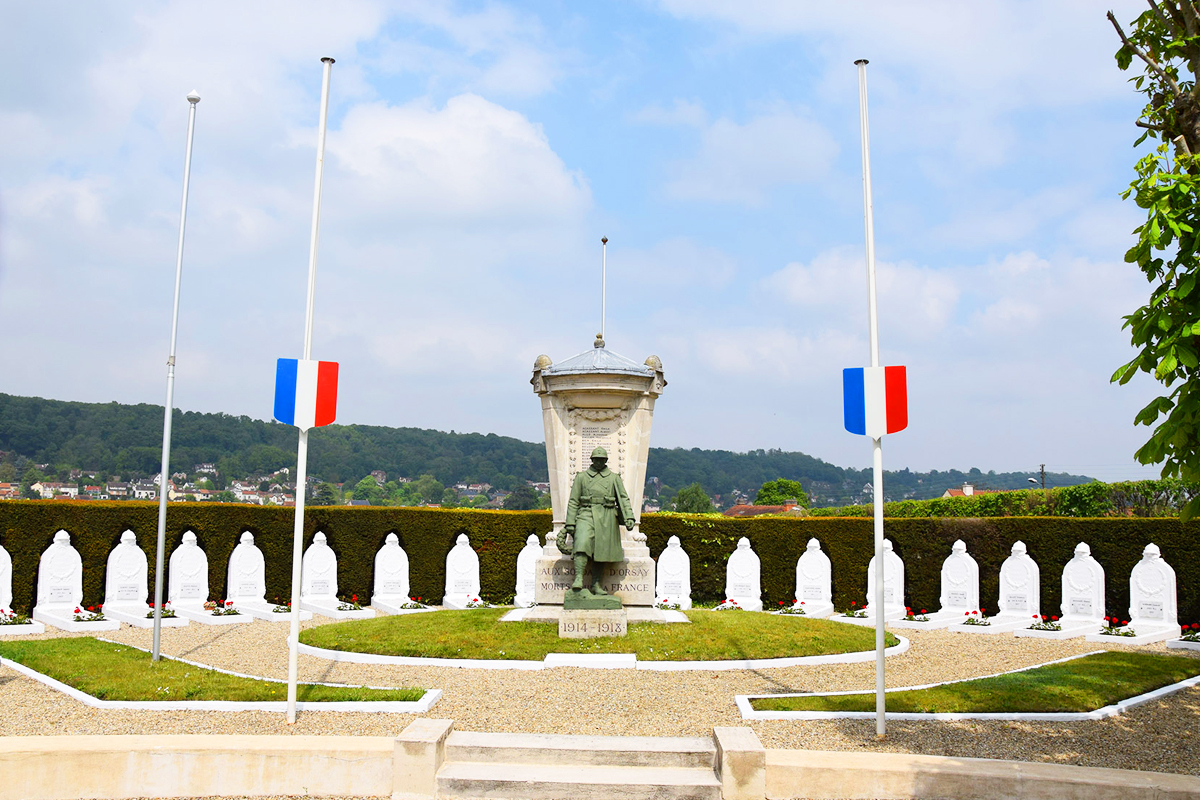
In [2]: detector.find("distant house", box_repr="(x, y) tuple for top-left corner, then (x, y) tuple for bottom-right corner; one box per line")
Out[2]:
(642, 500), (661, 513)
(194, 463), (217, 475)
(0, 483), (20, 499)
(107, 482), (130, 498)
(346, 499), (370, 506)
(723, 502), (799, 518)
(132, 482), (158, 500)
(370, 470), (387, 485)
(940, 483), (1003, 499)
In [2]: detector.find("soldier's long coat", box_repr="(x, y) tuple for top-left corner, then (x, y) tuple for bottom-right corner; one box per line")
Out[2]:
(565, 466), (634, 563)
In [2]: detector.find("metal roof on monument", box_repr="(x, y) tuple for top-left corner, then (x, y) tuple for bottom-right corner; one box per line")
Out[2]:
(543, 339), (653, 377)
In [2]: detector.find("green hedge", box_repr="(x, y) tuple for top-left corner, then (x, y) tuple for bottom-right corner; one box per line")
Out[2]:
(1, 502), (1197, 625)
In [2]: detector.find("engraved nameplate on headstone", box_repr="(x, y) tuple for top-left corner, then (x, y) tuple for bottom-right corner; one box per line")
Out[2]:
(381, 581), (405, 594)
(948, 591), (968, 605)
(1138, 600), (1164, 619)
(1007, 594), (1027, 610)
(883, 587), (895, 602)
(181, 583), (201, 597)
(49, 586), (71, 602)
(239, 582), (258, 596)
(1069, 598), (1092, 616)
(802, 586), (823, 599)
(116, 584), (140, 600)
(311, 580), (330, 595)
(662, 581), (683, 596)
(731, 582), (752, 596)
(453, 579), (474, 593)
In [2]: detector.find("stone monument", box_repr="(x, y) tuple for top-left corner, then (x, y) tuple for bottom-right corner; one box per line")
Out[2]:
(900, 539), (978, 630)
(301, 532), (374, 619)
(371, 533), (414, 614)
(32, 530), (119, 631)
(529, 334), (666, 625)
(1016, 541), (1103, 640)
(514, 534), (540, 608)
(655, 536), (692, 609)
(724, 538), (763, 611)
(171, 531), (248, 625)
(792, 538), (834, 617)
(442, 533), (481, 609)
(103, 530), (187, 628)
(953, 540), (1040, 635)
(841, 539), (905, 626)
(227, 531), (311, 622)
(1087, 542), (1180, 645)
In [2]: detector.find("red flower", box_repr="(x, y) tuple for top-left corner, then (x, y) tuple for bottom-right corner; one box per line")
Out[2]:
(1051, 615), (1059, 621)
(964, 611), (970, 616)
(87, 606), (94, 612)
(352, 594), (358, 602)
(74, 606), (82, 613)
(851, 601), (857, 606)
(920, 609), (926, 615)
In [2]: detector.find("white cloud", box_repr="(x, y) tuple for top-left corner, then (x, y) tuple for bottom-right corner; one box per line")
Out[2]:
(665, 108), (838, 204)
(632, 99), (707, 127)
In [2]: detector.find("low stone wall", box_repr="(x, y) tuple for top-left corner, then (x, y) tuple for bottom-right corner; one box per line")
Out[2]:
(4, 727), (1200, 800)
(0, 734), (395, 800)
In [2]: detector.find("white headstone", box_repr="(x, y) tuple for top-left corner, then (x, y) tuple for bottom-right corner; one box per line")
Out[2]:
(36, 530), (83, 610)
(1059, 542), (1104, 624)
(997, 540), (1040, 619)
(514, 534), (541, 608)
(373, 533), (410, 599)
(863, 539), (905, 620)
(655, 535), (692, 610)
(442, 533), (480, 609)
(0, 544), (11, 611)
(793, 537), (833, 616)
(103, 530), (148, 609)
(725, 537), (762, 611)
(168, 531), (209, 609)
(227, 531), (267, 604)
(301, 531), (338, 600)
(1127, 543), (1178, 630)
(935, 539), (979, 616)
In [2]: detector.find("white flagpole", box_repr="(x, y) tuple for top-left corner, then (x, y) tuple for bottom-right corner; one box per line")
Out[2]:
(287, 57), (334, 725)
(601, 236), (608, 341)
(153, 90), (200, 661)
(855, 58), (886, 740)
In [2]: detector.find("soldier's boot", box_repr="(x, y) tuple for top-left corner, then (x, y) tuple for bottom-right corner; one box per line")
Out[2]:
(571, 554), (588, 591)
(591, 561), (608, 595)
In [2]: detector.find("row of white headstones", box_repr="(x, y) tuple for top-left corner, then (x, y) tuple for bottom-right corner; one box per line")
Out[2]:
(1, 530), (1185, 644)
(660, 534), (1185, 644)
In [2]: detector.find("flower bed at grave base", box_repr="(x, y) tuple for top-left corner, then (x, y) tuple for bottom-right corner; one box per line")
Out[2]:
(298, 607), (898, 662)
(2, 501), (1199, 625)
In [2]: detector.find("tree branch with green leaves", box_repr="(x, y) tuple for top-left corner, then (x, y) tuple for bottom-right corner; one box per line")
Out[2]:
(1110, 1), (1200, 518)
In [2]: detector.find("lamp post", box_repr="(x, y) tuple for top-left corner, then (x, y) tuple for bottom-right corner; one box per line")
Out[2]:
(152, 90), (200, 661)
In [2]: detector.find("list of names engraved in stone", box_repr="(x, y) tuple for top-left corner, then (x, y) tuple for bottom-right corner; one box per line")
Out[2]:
(574, 422), (618, 482)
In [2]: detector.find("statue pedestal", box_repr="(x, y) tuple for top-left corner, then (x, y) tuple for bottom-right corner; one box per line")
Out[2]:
(534, 541), (655, 607)
(559, 608), (627, 638)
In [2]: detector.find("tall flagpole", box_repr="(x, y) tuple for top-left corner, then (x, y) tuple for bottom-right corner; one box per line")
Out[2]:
(600, 236), (608, 341)
(287, 57), (334, 724)
(153, 90), (201, 661)
(855, 58), (887, 740)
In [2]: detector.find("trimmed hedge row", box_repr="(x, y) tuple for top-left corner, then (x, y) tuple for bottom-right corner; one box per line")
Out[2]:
(1, 502), (1197, 624)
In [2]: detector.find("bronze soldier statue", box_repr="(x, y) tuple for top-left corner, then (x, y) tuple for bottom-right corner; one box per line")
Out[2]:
(558, 447), (635, 607)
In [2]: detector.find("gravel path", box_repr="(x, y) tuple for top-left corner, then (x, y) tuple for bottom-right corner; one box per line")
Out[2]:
(1, 615), (1198, 777)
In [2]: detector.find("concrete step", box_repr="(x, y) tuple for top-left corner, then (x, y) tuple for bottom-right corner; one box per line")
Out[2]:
(436, 761), (722, 800)
(444, 731), (716, 769)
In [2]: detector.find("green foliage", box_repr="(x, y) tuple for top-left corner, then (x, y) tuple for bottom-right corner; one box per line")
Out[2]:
(4, 502), (1199, 626)
(311, 482), (338, 507)
(751, 651), (1200, 713)
(754, 478), (809, 507)
(350, 476), (384, 505)
(0, 638), (424, 702)
(809, 480), (1198, 518)
(300, 607), (895, 661)
(1109, 5), (1200, 519)
(673, 483), (715, 513)
(502, 486), (539, 510)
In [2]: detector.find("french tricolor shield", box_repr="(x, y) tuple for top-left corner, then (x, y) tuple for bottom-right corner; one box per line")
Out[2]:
(843, 366), (907, 439)
(274, 358), (338, 431)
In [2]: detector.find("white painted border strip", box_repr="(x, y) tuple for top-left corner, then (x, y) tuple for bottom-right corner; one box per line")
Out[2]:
(298, 635), (910, 671)
(735, 651), (1200, 721)
(0, 651), (441, 714)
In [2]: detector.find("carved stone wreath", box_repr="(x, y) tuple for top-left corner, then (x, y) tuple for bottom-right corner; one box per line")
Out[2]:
(1003, 560), (1030, 589)
(1134, 562), (1166, 596)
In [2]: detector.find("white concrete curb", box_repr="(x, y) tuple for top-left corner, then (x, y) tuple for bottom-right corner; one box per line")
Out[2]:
(1167, 637), (1200, 652)
(0, 650), (441, 714)
(0, 621), (45, 636)
(298, 635), (910, 671)
(735, 650), (1200, 721)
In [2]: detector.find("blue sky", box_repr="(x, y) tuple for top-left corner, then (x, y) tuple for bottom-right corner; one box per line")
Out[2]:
(0, 0), (1167, 480)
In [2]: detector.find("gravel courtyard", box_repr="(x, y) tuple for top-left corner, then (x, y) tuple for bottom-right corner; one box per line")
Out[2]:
(1, 615), (1197, 777)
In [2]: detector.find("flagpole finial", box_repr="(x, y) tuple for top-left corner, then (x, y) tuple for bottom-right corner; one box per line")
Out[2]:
(602, 236), (608, 244)
(855, 58), (869, 65)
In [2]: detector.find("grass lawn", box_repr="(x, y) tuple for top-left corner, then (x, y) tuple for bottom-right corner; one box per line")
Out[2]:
(750, 651), (1200, 713)
(299, 608), (898, 661)
(0, 638), (425, 702)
